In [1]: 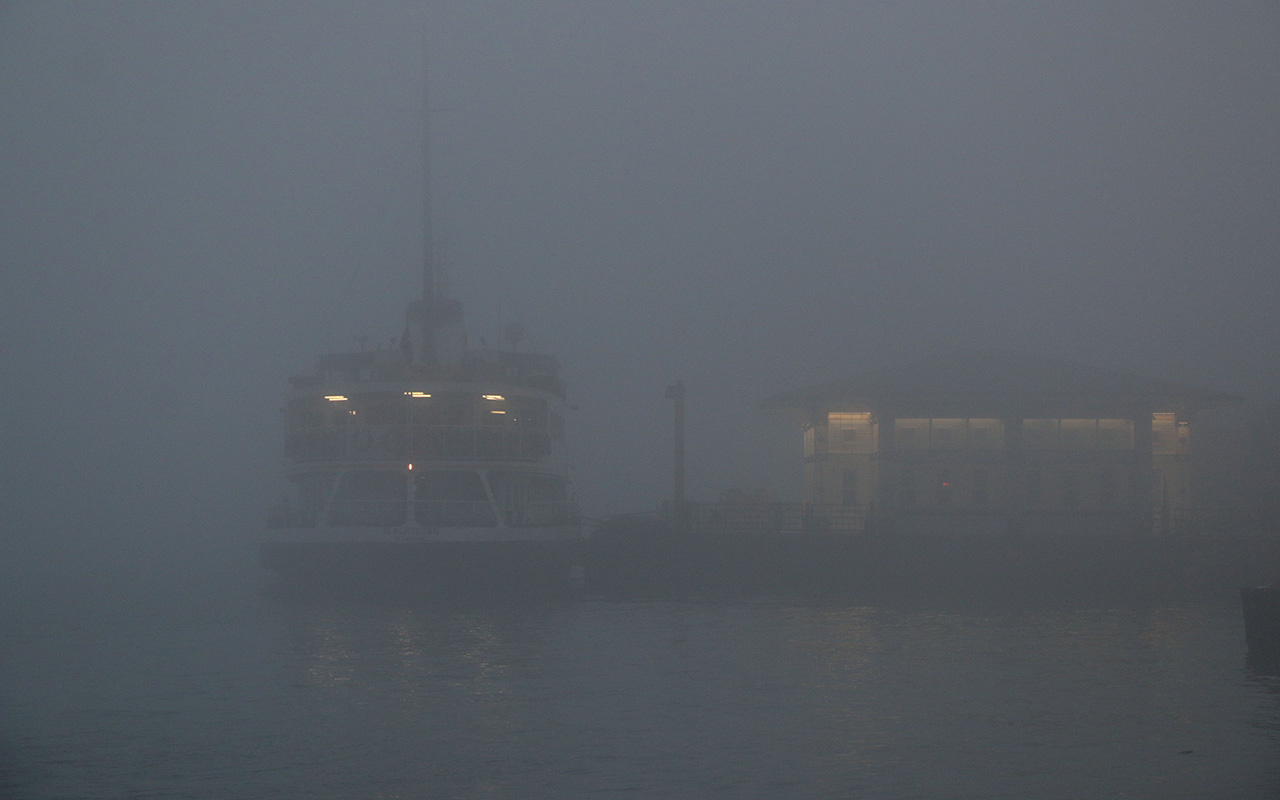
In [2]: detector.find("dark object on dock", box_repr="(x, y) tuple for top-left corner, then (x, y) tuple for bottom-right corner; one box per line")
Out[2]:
(1242, 586), (1280, 667)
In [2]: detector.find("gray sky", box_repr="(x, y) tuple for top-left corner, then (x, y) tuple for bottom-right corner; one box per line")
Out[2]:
(1, 2), (1277, 580)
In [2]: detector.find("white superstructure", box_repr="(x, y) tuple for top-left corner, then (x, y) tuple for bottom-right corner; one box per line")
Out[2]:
(262, 296), (582, 591)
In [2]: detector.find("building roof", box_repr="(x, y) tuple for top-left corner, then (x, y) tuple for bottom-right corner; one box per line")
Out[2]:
(763, 350), (1241, 417)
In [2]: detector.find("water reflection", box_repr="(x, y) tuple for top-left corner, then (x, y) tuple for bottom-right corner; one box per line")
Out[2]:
(309, 592), (1256, 799)
(13, 592), (1250, 799)
(280, 601), (565, 688)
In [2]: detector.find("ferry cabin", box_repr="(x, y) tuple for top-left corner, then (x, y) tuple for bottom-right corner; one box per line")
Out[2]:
(277, 343), (574, 534)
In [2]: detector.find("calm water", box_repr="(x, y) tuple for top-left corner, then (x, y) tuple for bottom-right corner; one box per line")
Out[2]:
(2, 573), (1278, 799)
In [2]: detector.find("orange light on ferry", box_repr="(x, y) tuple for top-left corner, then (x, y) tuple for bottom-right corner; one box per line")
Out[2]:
(404, 392), (431, 398)
(482, 394), (505, 401)
(324, 395), (348, 402)
(407, 463), (413, 470)
(490, 410), (507, 415)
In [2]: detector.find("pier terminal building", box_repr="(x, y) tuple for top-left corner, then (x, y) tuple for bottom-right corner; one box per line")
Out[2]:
(763, 351), (1240, 535)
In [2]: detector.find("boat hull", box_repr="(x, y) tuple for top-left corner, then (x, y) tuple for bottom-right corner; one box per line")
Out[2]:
(261, 538), (583, 599)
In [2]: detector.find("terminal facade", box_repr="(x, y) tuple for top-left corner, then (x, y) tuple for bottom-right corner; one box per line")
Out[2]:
(764, 351), (1239, 534)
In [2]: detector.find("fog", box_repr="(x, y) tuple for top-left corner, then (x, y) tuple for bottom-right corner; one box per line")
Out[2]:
(1, 1), (1278, 590)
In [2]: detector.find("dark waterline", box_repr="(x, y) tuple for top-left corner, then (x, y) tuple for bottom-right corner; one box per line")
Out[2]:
(2, 564), (1278, 799)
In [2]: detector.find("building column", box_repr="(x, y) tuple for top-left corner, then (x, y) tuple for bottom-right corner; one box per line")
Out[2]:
(1002, 416), (1024, 532)
(874, 413), (896, 515)
(1131, 406), (1155, 533)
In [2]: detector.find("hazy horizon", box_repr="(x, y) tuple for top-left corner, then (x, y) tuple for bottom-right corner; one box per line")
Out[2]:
(2, 1), (1277, 585)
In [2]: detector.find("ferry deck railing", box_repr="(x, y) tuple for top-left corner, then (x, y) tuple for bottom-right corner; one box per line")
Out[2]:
(289, 500), (578, 529)
(286, 424), (552, 463)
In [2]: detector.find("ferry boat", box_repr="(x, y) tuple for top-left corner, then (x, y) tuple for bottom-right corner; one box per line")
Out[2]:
(261, 291), (583, 596)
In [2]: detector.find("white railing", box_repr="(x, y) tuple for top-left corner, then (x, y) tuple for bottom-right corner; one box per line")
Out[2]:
(290, 500), (577, 529)
(286, 424), (552, 463)
(499, 502), (579, 528)
(411, 500), (498, 528)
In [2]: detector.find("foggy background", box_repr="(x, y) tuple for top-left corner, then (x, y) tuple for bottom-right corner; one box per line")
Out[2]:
(1, 1), (1277, 591)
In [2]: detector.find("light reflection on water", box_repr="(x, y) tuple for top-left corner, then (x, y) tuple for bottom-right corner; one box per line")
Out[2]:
(2, 590), (1278, 799)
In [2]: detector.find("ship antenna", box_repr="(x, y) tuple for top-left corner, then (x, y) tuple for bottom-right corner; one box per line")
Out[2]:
(420, 17), (436, 303)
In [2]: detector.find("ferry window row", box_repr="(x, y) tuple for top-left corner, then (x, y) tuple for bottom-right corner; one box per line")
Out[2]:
(288, 393), (548, 431)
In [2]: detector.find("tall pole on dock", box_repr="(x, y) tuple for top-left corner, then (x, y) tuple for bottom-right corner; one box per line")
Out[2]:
(665, 380), (686, 529)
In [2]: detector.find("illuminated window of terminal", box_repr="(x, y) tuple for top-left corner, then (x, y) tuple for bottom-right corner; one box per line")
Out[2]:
(1060, 419), (1097, 450)
(895, 419), (929, 449)
(930, 419), (966, 448)
(829, 412), (870, 424)
(828, 412), (872, 453)
(890, 418), (1003, 449)
(1098, 419), (1133, 450)
(1152, 412), (1179, 455)
(1024, 418), (1133, 451)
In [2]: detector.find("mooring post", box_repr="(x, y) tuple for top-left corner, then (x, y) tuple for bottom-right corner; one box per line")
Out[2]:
(665, 380), (686, 531)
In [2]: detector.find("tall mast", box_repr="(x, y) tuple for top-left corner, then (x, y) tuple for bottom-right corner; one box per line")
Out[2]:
(420, 18), (435, 302)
